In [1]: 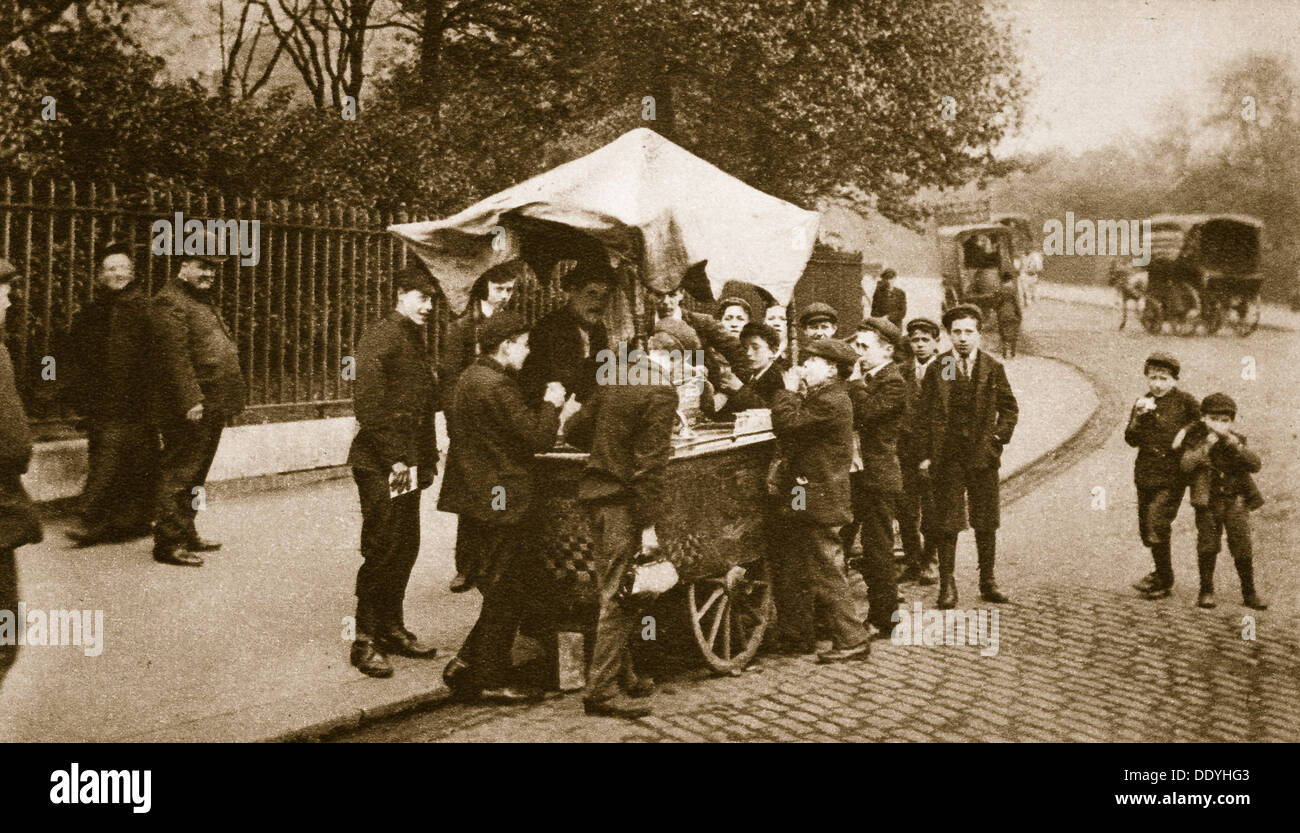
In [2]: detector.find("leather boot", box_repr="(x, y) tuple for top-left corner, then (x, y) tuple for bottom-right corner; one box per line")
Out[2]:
(936, 535), (957, 610)
(976, 529), (1009, 603)
(350, 637), (393, 678)
(1235, 559), (1268, 610)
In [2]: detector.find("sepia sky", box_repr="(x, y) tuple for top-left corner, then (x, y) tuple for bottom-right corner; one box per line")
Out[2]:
(1000, 0), (1300, 154)
(137, 0), (1300, 157)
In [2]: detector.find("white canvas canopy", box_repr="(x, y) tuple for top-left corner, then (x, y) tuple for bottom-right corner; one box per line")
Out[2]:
(388, 127), (820, 315)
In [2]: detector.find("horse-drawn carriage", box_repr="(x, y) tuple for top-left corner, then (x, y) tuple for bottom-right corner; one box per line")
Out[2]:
(1136, 213), (1264, 337)
(937, 222), (1021, 316)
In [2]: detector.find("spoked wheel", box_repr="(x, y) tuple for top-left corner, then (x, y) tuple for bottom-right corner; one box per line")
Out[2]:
(1140, 297), (1163, 334)
(686, 559), (774, 675)
(1171, 286), (1200, 336)
(1233, 296), (1261, 336)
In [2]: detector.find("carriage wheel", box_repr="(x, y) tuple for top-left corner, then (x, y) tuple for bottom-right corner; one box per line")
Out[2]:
(686, 559), (774, 675)
(1140, 297), (1163, 334)
(1171, 286), (1200, 336)
(1233, 296), (1261, 337)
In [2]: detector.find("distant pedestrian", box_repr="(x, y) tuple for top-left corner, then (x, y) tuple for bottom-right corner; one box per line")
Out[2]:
(150, 237), (245, 567)
(438, 259), (526, 594)
(770, 337), (871, 664)
(0, 259), (42, 690)
(918, 304), (1018, 609)
(870, 268), (907, 330)
(347, 262), (442, 678)
(1124, 352), (1199, 600)
(846, 319), (907, 636)
(63, 240), (158, 546)
(995, 270), (1022, 359)
(1177, 393), (1267, 610)
(439, 312), (578, 702)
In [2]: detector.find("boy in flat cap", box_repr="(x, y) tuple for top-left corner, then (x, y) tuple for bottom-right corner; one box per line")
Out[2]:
(1177, 393), (1267, 610)
(897, 318), (942, 584)
(918, 304), (1018, 609)
(798, 302), (839, 342)
(847, 318), (908, 635)
(1124, 351), (1199, 600)
(0, 259), (42, 691)
(63, 239), (159, 546)
(346, 261), (442, 678)
(771, 337), (871, 663)
(439, 312), (578, 701)
(150, 234), (245, 567)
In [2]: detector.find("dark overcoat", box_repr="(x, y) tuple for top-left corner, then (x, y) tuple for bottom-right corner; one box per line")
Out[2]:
(770, 379), (855, 527)
(918, 349), (1018, 471)
(150, 280), (246, 421)
(847, 362), (907, 494)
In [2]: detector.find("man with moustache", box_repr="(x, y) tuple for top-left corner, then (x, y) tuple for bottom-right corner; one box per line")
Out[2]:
(150, 236), (245, 567)
(439, 312), (579, 702)
(520, 260), (615, 406)
(918, 305), (1018, 609)
(347, 262), (442, 678)
(897, 318), (942, 585)
(63, 240), (159, 546)
(0, 259), (43, 690)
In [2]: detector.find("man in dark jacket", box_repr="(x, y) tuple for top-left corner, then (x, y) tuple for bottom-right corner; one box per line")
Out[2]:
(1124, 351), (1199, 599)
(896, 317), (941, 585)
(568, 322), (680, 719)
(918, 305), (1018, 609)
(719, 322), (787, 415)
(847, 318), (907, 635)
(439, 312), (576, 701)
(438, 259), (526, 593)
(63, 240), (159, 546)
(150, 240), (246, 567)
(0, 258), (42, 690)
(519, 260), (614, 405)
(346, 262), (442, 678)
(771, 337), (871, 664)
(870, 268), (907, 330)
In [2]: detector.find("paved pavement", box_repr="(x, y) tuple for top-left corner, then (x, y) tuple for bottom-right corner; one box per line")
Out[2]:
(336, 294), (1300, 742)
(0, 280), (1094, 742)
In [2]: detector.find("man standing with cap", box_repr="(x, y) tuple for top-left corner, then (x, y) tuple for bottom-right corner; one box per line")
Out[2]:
(0, 258), (42, 690)
(568, 318), (681, 719)
(847, 318), (907, 635)
(771, 337), (871, 664)
(346, 261), (442, 678)
(63, 239), (158, 546)
(150, 234), (246, 567)
(897, 317), (942, 584)
(439, 311), (577, 701)
(520, 259), (614, 406)
(918, 304), (1018, 609)
(798, 302), (838, 342)
(870, 269), (907, 330)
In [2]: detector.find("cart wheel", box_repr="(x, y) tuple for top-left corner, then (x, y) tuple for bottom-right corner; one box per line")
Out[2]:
(1171, 286), (1200, 336)
(1140, 297), (1163, 334)
(1233, 296), (1261, 337)
(686, 559), (774, 675)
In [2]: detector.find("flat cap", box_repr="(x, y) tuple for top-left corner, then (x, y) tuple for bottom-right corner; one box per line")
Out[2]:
(100, 238), (136, 259)
(176, 231), (230, 265)
(801, 337), (857, 366)
(478, 311), (530, 352)
(879, 268), (897, 281)
(1200, 392), (1236, 417)
(941, 303), (983, 329)
(0, 257), (18, 283)
(717, 296), (752, 319)
(653, 316), (701, 352)
(799, 301), (838, 328)
(905, 317), (941, 338)
(1144, 351), (1180, 379)
(562, 258), (616, 292)
(394, 260), (438, 295)
(859, 316), (901, 349)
